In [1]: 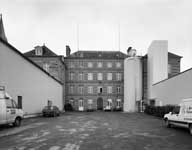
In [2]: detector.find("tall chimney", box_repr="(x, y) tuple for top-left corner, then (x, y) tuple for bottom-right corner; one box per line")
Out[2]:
(66, 45), (71, 57)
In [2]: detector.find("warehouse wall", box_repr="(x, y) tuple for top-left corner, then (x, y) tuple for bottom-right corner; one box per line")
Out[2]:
(0, 40), (63, 116)
(152, 68), (192, 106)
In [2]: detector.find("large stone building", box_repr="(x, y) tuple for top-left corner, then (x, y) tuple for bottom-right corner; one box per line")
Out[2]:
(24, 44), (182, 111)
(24, 45), (65, 83)
(64, 47), (127, 111)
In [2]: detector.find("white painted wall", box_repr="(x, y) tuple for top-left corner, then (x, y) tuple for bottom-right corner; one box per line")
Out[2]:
(147, 40), (168, 99)
(152, 68), (192, 106)
(0, 41), (63, 115)
(124, 57), (142, 112)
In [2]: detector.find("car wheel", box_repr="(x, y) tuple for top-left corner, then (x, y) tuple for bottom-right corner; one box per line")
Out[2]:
(189, 124), (192, 135)
(14, 117), (21, 127)
(165, 119), (171, 128)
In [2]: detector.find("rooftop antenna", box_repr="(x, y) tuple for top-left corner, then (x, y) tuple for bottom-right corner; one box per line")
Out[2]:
(77, 23), (79, 51)
(118, 23), (120, 51)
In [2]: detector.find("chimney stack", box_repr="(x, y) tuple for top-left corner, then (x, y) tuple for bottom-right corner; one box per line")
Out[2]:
(66, 45), (71, 57)
(127, 47), (132, 55)
(127, 47), (136, 57)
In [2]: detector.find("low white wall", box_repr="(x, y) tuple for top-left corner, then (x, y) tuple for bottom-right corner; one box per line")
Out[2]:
(152, 68), (192, 106)
(0, 40), (63, 115)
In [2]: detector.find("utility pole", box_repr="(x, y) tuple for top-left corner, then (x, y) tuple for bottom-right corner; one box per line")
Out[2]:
(118, 23), (120, 51)
(77, 23), (79, 51)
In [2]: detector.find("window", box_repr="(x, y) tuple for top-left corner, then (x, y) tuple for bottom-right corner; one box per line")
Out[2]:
(6, 99), (13, 108)
(88, 73), (93, 80)
(116, 99), (121, 108)
(97, 62), (103, 68)
(12, 100), (17, 108)
(69, 62), (75, 68)
(97, 73), (103, 80)
(107, 62), (112, 68)
(78, 86), (84, 94)
(69, 86), (74, 94)
(107, 73), (112, 80)
(69, 72), (75, 80)
(107, 86), (112, 94)
(78, 73), (84, 81)
(88, 62), (93, 68)
(97, 86), (103, 94)
(116, 73), (122, 81)
(117, 86), (121, 93)
(17, 96), (22, 109)
(43, 63), (49, 72)
(79, 61), (84, 68)
(79, 99), (84, 107)
(116, 62), (121, 68)
(35, 47), (43, 56)
(88, 99), (93, 109)
(88, 86), (93, 94)
(107, 99), (112, 107)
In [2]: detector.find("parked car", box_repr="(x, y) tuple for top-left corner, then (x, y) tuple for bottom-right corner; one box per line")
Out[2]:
(164, 98), (192, 135)
(42, 106), (60, 117)
(0, 87), (24, 127)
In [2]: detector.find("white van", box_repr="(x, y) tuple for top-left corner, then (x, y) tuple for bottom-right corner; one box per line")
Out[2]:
(0, 87), (24, 126)
(164, 98), (192, 135)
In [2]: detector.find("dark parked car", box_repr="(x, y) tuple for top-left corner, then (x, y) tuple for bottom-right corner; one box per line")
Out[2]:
(42, 106), (60, 117)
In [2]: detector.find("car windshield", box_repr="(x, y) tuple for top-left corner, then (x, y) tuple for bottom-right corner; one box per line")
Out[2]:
(172, 106), (180, 114)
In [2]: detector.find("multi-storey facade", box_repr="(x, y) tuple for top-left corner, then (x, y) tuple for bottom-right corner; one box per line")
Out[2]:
(24, 45), (65, 83)
(24, 44), (182, 111)
(64, 49), (127, 111)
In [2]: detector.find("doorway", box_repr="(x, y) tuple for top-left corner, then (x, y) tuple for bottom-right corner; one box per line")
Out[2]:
(97, 97), (103, 110)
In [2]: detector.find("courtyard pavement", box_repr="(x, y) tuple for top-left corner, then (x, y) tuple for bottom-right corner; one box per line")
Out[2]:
(0, 112), (192, 150)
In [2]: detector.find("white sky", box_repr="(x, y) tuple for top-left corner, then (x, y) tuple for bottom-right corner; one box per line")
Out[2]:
(1, 0), (192, 71)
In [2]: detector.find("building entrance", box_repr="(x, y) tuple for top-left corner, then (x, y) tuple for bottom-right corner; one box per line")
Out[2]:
(97, 97), (103, 110)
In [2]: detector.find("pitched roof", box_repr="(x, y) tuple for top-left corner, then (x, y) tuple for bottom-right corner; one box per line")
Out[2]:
(66, 50), (127, 59)
(0, 14), (7, 42)
(168, 52), (182, 58)
(0, 38), (62, 85)
(24, 45), (58, 57)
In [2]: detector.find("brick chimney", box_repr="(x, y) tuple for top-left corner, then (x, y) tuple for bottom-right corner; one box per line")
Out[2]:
(66, 45), (71, 57)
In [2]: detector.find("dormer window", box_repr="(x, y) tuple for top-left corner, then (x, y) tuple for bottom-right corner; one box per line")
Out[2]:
(35, 46), (43, 56)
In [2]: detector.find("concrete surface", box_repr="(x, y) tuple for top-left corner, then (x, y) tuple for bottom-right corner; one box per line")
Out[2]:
(0, 112), (192, 150)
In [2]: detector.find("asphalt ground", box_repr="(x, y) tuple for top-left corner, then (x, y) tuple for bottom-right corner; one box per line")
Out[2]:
(0, 112), (192, 150)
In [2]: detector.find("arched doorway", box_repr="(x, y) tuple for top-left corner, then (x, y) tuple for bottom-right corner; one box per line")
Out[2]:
(97, 97), (103, 110)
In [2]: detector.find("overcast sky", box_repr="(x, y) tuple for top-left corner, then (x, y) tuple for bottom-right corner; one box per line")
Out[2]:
(1, 0), (192, 71)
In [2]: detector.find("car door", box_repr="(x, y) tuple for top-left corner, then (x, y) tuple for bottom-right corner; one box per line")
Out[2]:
(169, 106), (179, 122)
(0, 100), (6, 124)
(6, 99), (17, 123)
